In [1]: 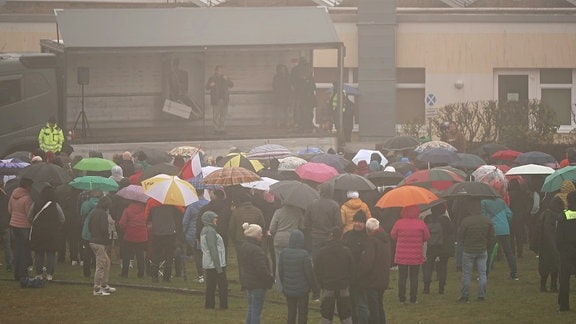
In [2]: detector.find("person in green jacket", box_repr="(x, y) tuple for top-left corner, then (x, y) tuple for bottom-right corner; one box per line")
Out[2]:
(38, 116), (64, 154)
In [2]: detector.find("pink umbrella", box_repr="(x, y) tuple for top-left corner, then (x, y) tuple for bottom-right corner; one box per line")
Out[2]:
(116, 184), (149, 203)
(295, 162), (339, 183)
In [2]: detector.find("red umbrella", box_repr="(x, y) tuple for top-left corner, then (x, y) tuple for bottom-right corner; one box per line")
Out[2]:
(398, 169), (464, 192)
(295, 162), (339, 183)
(491, 150), (522, 161)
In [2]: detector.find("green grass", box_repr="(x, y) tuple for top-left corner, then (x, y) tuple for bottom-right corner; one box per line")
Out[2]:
(1, 248), (576, 323)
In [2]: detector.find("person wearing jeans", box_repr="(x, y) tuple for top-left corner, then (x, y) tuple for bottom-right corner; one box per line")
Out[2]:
(238, 223), (273, 324)
(458, 198), (495, 302)
(481, 198), (518, 279)
(391, 205), (430, 304)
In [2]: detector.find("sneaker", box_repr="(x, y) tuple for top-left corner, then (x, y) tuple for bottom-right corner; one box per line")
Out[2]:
(71, 261), (78, 266)
(101, 285), (116, 293)
(46, 274), (53, 281)
(93, 288), (110, 296)
(457, 297), (469, 303)
(477, 297), (485, 301)
(510, 276), (519, 281)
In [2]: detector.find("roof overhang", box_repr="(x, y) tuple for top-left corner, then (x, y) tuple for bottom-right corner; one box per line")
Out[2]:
(53, 7), (343, 53)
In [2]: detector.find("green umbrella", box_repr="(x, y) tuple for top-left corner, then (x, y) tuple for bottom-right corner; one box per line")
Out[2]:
(69, 176), (119, 192)
(542, 166), (576, 192)
(73, 158), (117, 172)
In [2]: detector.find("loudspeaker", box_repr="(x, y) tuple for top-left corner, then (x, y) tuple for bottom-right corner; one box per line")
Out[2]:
(77, 67), (89, 85)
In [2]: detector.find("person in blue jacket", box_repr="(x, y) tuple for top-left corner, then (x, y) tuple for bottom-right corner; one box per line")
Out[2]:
(481, 197), (518, 280)
(278, 229), (319, 324)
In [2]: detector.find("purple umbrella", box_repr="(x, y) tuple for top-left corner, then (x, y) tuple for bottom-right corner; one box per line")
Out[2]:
(0, 159), (30, 175)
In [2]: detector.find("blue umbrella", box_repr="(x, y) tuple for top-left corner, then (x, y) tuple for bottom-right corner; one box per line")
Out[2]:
(417, 148), (460, 165)
(328, 83), (360, 96)
(514, 151), (558, 166)
(0, 159), (30, 175)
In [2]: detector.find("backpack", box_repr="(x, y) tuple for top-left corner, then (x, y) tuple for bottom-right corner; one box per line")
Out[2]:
(427, 220), (444, 246)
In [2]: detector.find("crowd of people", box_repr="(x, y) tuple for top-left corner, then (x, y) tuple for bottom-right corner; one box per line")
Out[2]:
(2, 140), (576, 323)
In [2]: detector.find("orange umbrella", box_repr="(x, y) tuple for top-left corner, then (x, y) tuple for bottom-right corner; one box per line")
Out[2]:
(375, 185), (439, 208)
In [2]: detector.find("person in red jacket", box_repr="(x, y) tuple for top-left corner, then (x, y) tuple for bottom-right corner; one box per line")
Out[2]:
(391, 204), (430, 304)
(119, 200), (148, 278)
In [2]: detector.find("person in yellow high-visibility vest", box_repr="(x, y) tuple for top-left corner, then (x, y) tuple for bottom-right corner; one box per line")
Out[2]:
(38, 116), (64, 154)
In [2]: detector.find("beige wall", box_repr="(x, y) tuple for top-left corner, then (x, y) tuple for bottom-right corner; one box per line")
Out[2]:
(0, 23), (55, 52)
(396, 23), (576, 72)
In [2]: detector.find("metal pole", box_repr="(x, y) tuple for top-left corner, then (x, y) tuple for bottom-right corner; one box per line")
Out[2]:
(337, 44), (345, 147)
(81, 84), (86, 138)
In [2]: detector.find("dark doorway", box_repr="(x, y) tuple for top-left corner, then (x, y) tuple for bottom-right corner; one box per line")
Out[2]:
(498, 75), (528, 103)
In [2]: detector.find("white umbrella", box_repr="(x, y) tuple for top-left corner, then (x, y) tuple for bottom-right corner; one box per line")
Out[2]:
(246, 144), (292, 160)
(201, 166), (222, 178)
(240, 177), (279, 191)
(352, 149), (388, 167)
(141, 174), (198, 206)
(278, 156), (307, 171)
(505, 164), (555, 176)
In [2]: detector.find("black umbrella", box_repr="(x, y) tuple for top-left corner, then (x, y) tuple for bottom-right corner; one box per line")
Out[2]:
(4, 151), (32, 163)
(19, 162), (72, 186)
(440, 181), (500, 199)
(269, 180), (320, 210)
(417, 148), (460, 164)
(389, 162), (417, 176)
(140, 163), (180, 182)
(450, 153), (486, 170)
(133, 147), (171, 165)
(330, 173), (377, 191)
(365, 171), (405, 186)
(309, 154), (351, 173)
(381, 135), (420, 151)
(472, 143), (508, 159)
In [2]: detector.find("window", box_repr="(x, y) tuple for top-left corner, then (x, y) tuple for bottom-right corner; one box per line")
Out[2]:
(396, 68), (425, 124)
(540, 69), (572, 126)
(0, 78), (21, 108)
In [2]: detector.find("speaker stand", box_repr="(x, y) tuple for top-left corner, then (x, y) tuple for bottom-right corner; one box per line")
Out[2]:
(72, 84), (90, 138)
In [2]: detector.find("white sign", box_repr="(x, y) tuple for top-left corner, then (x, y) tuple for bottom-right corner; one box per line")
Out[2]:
(425, 107), (438, 119)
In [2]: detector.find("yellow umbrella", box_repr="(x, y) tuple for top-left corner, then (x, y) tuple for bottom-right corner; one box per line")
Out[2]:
(141, 174), (198, 206)
(217, 153), (264, 172)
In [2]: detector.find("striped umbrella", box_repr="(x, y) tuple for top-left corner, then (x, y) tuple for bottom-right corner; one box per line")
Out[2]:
(202, 167), (261, 186)
(414, 140), (457, 153)
(0, 159), (29, 175)
(246, 144), (292, 160)
(141, 174), (198, 206)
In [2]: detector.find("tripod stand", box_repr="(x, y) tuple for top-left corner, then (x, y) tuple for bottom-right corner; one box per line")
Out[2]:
(73, 83), (90, 138)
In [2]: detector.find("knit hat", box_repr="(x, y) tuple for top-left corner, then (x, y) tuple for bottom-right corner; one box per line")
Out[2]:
(366, 218), (380, 232)
(122, 151), (132, 161)
(243, 222), (262, 238)
(347, 190), (359, 199)
(353, 210), (367, 223)
(31, 156), (43, 163)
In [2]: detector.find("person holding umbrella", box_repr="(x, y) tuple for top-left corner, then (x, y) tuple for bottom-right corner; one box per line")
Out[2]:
(89, 196), (116, 296)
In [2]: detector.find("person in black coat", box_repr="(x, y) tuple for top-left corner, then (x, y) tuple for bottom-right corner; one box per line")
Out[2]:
(557, 192), (576, 311)
(89, 196), (116, 296)
(28, 186), (65, 280)
(422, 204), (454, 294)
(0, 179), (12, 272)
(279, 229), (319, 324)
(315, 227), (353, 324)
(342, 211), (369, 324)
(238, 223), (274, 324)
(537, 196), (562, 292)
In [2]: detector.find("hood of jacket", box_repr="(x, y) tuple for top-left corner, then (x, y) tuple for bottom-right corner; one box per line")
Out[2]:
(11, 187), (30, 200)
(288, 229), (305, 249)
(401, 204), (420, 219)
(369, 227), (389, 243)
(201, 211), (218, 227)
(344, 198), (364, 209)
